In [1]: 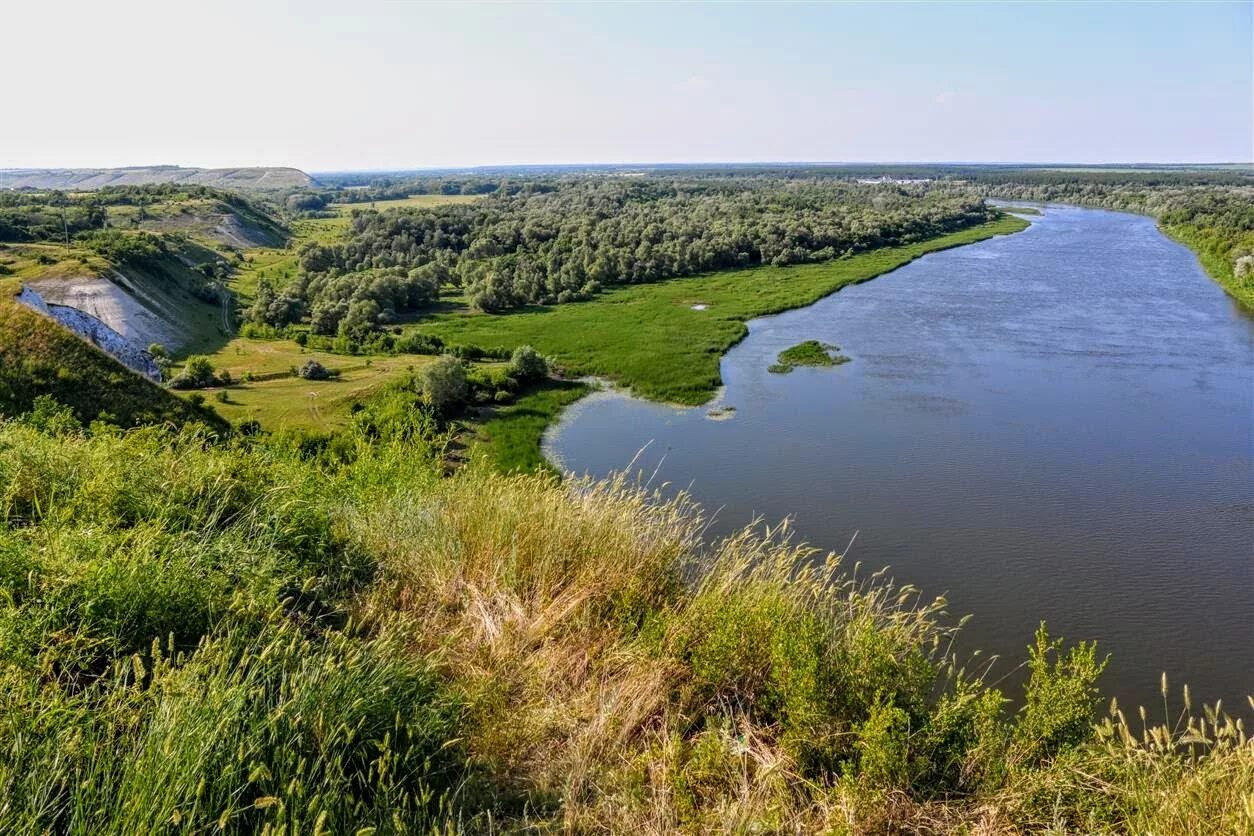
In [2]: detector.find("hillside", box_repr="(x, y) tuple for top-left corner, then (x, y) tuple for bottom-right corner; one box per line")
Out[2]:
(0, 278), (226, 429)
(1, 165), (314, 191)
(0, 185), (292, 374)
(0, 403), (1245, 833)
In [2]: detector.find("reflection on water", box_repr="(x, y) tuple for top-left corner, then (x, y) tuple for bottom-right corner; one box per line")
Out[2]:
(547, 205), (1254, 711)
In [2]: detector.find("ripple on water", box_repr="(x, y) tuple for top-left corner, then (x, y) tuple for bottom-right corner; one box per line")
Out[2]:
(548, 205), (1254, 713)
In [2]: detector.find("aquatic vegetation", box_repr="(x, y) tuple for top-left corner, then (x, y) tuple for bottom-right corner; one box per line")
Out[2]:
(771, 339), (852, 373)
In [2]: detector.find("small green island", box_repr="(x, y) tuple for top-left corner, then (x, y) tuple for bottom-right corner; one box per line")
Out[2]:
(769, 340), (852, 374)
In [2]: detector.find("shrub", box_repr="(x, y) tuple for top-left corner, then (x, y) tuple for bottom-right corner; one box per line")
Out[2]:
(393, 332), (445, 355)
(168, 355), (218, 390)
(1011, 624), (1108, 769)
(19, 395), (82, 435)
(298, 359), (331, 381)
(418, 356), (468, 415)
(507, 345), (548, 381)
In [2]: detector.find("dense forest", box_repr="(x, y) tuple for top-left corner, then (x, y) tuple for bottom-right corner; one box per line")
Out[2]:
(248, 180), (994, 338)
(265, 167), (1251, 337)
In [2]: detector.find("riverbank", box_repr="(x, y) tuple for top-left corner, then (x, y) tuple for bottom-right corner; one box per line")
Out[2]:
(426, 214), (1029, 471)
(468, 379), (591, 474)
(1162, 222), (1254, 309)
(415, 215), (1028, 409)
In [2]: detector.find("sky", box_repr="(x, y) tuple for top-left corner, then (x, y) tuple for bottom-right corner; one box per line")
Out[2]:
(2, 1), (1250, 171)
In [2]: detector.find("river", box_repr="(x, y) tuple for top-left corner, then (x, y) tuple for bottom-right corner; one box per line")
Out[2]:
(545, 204), (1254, 712)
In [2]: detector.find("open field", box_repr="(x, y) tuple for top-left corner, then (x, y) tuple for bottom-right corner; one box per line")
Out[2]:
(201, 364), (419, 431)
(410, 215), (1030, 404)
(327, 193), (484, 212)
(176, 337), (435, 430)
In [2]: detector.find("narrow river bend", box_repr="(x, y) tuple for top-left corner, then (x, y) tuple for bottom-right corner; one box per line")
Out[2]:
(546, 205), (1254, 711)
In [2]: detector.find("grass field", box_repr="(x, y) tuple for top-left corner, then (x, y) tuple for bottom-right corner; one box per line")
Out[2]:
(327, 194), (484, 212)
(177, 337), (436, 431)
(410, 215), (1030, 405)
(468, 379), (591, 474)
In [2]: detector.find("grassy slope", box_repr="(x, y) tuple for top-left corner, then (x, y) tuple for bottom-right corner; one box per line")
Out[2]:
(1, 419), (1247, 833)
(189, 339), (436, 431)
(0, 279), (225, 430)
(415, 215), (1029, 405)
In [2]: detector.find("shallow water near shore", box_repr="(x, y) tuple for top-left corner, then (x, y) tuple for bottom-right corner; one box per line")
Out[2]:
(547, 205), (1254, 711)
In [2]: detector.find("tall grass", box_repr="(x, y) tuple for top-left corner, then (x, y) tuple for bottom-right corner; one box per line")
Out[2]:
(0, 409), (1248, 832)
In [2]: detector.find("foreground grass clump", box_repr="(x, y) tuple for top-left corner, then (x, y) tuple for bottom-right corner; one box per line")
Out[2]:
(0, 404), (1249, 833)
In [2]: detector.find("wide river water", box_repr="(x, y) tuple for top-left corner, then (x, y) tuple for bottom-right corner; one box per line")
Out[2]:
(546, 205), (1253, 711)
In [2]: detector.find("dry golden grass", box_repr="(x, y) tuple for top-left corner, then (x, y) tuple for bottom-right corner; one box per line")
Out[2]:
(1, 418), (1248, 833)
(342, 466), (1251, 833)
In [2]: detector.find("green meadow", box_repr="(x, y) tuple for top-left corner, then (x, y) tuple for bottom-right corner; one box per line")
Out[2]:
(468, 379), (591, 474)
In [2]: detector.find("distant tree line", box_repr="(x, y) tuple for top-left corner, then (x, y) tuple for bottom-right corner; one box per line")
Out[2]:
(247, 178), (994, 339)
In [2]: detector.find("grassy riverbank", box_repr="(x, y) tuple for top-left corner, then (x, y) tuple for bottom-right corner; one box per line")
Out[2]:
(412, 215), (1028, 405)
(1163, 222), (1254, 309)
(468, 379), (591, 474)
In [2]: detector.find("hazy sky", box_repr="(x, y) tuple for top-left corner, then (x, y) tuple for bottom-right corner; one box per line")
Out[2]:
(3, 1), (1250, 171)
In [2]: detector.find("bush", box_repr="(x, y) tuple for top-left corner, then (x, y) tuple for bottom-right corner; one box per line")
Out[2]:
(298, 359), (331, 381)
(507, 345), (548, 381)
(168, 355), (218, 390)
(393, 332), (445, 355)
(418, 355), (468, 414)
(1011, 624), (1108, 769)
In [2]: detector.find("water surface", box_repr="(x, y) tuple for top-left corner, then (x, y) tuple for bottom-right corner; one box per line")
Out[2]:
(547, 205), (1254, 711)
